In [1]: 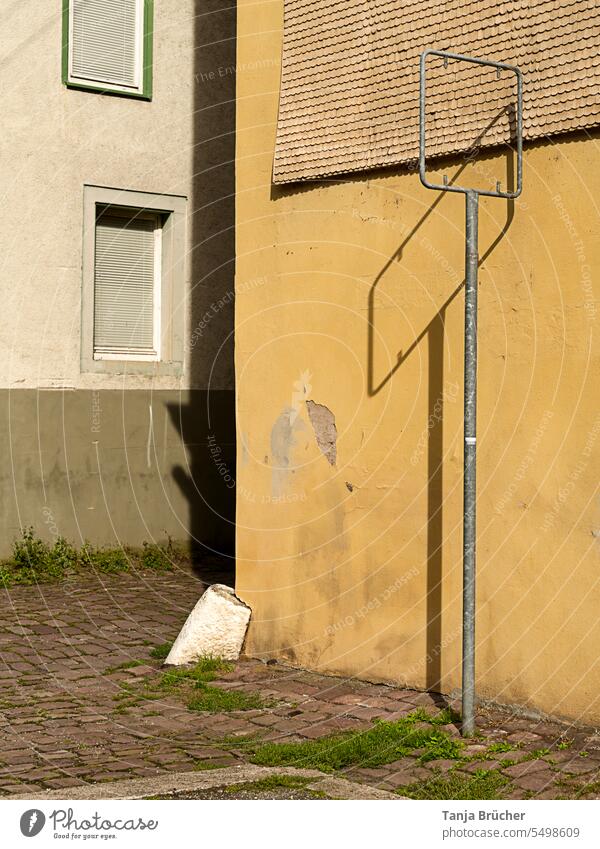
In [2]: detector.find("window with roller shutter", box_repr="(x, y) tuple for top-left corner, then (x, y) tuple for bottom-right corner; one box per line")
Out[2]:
(93, 211), (161, 361)
(81, 185), (187, 376)
(62, 0), (153, 98)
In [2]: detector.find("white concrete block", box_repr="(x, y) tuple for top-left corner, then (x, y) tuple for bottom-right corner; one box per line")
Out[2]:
(165, 584), (251, 665)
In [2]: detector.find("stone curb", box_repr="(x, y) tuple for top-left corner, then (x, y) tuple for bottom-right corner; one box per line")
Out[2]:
(16, 765), (403, 801)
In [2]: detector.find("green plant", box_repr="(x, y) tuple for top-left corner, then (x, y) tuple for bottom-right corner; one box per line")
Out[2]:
(126, 656), (268, 715)
(103, 660), (144, 675)
(51, 536), (78, 571)
(9, 529), (72, 582)
(158, 656), (233, 689)
(485, 741), (514, 755)
(419, 731), (463, 763)
(187, 686), (266, 713)
(154, 656), (266, 713)
(81, 543), (129, 573)
(528, 748), (550, 760)
(249, 711), (462, 772)
(0, 530), (180, 588)
(149, 642), (173, 660)
(225, 774), (312, 794)
(574, 778), (600, 798)
(12, 528), (51, 570)
(0, 566), (13, 587)
(141, 542), (172, 571)
(402, 769), (511, 800)
(218, 733), (265, 749)
(430, 706), (462, 726)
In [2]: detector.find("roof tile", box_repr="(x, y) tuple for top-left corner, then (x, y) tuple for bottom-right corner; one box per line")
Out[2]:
(273, 0), (600, 183)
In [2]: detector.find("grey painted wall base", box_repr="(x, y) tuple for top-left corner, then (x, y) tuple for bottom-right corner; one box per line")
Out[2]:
(0, 389), (235, 561)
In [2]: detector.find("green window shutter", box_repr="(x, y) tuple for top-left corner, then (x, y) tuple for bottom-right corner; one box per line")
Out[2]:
(93, 214), (158, 357)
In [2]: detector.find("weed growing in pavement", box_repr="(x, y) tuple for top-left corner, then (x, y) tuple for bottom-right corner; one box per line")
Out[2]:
(103, 660), (144, 675)
(149, 642), (173, 660)
(156, 656), (269, 713)
(401, 768), (512, 800)
(527, 748), (551, 760)
(158, 656), (233, 688)
(484, 741), (514, 755)
(418, 731), (464, 763)
(426, 706), (462, 726)
(573, 777), (599, 798)
(193, 760), (223, 771)
(247, 709), (464, 772)
(224, 774), (316, 794)
(187, 687), (266, 713)
(217, 732), (266, 750)
(106, 655), (272, 715)
(553, 774), (600, 799)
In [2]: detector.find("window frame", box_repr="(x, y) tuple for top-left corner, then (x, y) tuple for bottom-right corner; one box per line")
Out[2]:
(81, 185), (187, 376)
(62, 0), (154, 100)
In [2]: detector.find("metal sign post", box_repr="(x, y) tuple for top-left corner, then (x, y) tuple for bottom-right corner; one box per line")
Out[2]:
(419, 49), (523, 737)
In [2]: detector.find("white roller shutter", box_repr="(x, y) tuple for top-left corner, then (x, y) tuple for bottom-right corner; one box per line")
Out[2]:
(93, 213), (159, 358)
(70, 0), (140, 88)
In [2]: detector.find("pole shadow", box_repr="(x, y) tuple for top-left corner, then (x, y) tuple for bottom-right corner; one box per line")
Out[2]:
(368, 118), (517, 692)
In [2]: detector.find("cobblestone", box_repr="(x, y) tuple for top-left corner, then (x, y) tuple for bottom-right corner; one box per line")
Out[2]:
(0, 570), (598, 799)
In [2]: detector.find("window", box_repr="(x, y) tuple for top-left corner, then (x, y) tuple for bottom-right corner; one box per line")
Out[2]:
(93, 210), (161, 361)
(62, 0), (153, 98)
(81, 186), (186, 376)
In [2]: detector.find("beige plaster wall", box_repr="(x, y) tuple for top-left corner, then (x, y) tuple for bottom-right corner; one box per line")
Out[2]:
(0, 3), (237, 555)
(0, 1), (233, 392)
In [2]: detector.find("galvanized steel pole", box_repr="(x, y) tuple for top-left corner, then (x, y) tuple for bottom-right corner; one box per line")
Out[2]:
(419, 49), (523, 738)
(462, 190), (479, 737)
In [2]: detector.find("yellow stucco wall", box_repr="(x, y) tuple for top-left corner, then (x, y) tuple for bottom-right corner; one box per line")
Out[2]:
(234, 1), (600, 722)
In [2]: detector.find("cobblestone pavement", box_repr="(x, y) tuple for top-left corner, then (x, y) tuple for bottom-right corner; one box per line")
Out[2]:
(0, 571), (598, 799)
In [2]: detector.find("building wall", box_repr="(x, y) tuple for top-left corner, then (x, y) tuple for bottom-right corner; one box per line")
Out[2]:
(235, 1), (600, 722)
(0, 2), (236, 557)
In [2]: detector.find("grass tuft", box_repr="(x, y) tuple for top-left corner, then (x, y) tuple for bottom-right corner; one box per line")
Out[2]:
(430, 706), (462, 726)
(188, 686), (266, 713)
(158, 655), (233, 690)
(401, 768), (511, 800)
(528, 748), (551, 760)
(225, 774), (312, 794)
(249, 710), (463, 772)
(141, 541), (173, 571)
(112, 655), (271, 716)
(81, 543), (129, 573)
(103, 660), (144, 675)
(485, 741), (514, 755)
(149, 642), (173, 660)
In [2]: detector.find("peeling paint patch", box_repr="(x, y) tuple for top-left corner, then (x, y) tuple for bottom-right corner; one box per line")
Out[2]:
(270, 407), (306, 496)
(306, 400), (337, 466)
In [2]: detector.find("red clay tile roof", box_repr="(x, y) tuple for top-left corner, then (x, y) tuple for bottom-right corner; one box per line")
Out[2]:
(273, 0), (600, 183)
